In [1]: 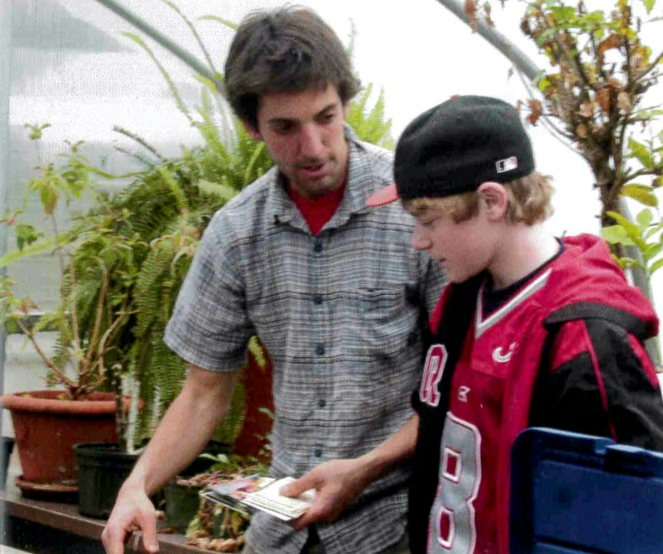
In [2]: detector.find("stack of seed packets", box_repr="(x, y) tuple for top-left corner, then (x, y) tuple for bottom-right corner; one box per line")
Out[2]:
(202, 475), (315, 521)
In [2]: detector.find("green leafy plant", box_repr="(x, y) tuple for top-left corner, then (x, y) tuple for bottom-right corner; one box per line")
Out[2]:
(0, 130), (138, 402)
(0, 128), (145, 452)
(347, 83), (395, 150)
(603, 204), (663, 277)
(97, 106), (270, 443)
(509, 0), (662, 220)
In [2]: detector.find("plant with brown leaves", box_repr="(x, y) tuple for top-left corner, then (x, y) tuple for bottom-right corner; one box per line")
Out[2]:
(469, 0), (663, 277)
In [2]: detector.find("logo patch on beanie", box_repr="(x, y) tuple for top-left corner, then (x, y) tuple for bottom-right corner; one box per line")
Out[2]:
(496, 156), (518, 173)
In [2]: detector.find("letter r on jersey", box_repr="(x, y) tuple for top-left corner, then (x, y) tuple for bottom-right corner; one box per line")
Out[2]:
(420, 344), (448, 407)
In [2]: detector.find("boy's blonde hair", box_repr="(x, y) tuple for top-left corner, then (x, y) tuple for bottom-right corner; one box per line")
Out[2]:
(403, 171), (554, 225)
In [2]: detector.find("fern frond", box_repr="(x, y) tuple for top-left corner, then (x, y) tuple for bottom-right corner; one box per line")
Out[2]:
(347, 85), (395, 149)
(123, 32), (192, 123)
(113, 127), (167, 163)
(194, 179), (238, 201)
(157, 167), (189, 214)
(247, 336), (268, 371)
(161, 0), (218, 74)
(193, 89), (231, 163)
(243, 143), (266, 187)
(214, 380), (246, 445)
(198, 15), (238, 31)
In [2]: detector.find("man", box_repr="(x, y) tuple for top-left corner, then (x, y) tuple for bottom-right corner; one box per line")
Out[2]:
(283, 95), (663, 553)
(101, 7), (445, 554)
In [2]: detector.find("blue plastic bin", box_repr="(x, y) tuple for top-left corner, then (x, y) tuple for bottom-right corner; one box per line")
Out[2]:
(510, 427), (663, 554)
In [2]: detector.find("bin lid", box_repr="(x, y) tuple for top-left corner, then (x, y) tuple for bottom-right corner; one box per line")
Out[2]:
(510, 427), (663, 554)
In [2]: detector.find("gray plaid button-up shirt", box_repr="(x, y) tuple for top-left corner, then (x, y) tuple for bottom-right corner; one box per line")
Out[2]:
(164, 126), (446, 554)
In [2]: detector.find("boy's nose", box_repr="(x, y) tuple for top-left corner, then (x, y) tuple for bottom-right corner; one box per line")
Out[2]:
(411, 225), (431, 251)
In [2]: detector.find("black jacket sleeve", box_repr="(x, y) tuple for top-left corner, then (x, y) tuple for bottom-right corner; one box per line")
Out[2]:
(530, 317), (663, 452)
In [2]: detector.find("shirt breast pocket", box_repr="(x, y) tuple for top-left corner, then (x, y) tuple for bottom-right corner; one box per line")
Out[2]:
(346, 285), (418, 357)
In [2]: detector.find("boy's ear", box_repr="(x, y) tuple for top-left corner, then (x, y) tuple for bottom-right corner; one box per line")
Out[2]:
(242, 121), (262, 141)
(477, 182), (508, 221)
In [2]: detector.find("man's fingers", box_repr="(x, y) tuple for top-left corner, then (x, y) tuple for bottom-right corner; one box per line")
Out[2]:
(137, 509), (160, 553)
(102, 524), (130, 554)
(291, 492), (339, 531)
(291, 502), (327, 531)
(291, 512), (313, 531)
(280, 472), (319, 497)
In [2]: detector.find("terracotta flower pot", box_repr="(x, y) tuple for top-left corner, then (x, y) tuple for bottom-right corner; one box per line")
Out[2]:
(1, 390), (122, 486)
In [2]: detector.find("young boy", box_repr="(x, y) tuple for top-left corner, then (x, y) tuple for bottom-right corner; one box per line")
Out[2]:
(283, 95), (663, 553)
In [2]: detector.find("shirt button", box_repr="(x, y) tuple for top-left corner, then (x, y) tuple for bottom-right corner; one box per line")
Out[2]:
(318, 398), (326, 408)
(314, 448), (323, 458)
(313, 294), (323, 305)
(315, 344), (325, 356)
(313, 240), (323, 253)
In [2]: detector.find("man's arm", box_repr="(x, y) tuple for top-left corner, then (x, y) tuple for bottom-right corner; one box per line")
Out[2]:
(281, 414), (419, 530)
(102, 365), (239, 554)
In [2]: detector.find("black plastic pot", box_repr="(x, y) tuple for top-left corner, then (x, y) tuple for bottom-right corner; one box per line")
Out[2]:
(164, 481), (202, 533)
(74, 442), (139, 519)
(1, 436), (15, 488)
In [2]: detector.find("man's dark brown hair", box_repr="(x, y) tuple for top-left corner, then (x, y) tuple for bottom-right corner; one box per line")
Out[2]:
(223, 6), (360, 130)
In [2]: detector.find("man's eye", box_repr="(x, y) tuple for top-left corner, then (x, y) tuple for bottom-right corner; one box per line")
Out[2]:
(272, 123), (294, 134)
(318, 112), (335, 124)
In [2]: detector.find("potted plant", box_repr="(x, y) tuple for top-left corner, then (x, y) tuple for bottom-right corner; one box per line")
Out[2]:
(160, 402), (273, 538)
(0, 127), (139, 497)
(180, 452), (271, 552)
(163, 453), (253, 535)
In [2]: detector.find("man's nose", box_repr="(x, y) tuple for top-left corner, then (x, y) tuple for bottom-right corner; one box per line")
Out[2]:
(299, 125), (324, 158)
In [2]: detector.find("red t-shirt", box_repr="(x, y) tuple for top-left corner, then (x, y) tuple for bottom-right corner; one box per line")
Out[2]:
(287, 183), (346, 236)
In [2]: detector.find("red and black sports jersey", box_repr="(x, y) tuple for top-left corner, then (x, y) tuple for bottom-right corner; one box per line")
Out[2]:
(409, 234), (663, 554)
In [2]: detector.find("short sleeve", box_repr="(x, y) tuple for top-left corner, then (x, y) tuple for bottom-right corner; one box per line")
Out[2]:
(163, 212), (254, 371)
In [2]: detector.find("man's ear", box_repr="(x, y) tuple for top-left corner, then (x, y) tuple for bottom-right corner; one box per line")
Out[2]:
(242, 120), (262, 141)
(477, 182), (508, 221)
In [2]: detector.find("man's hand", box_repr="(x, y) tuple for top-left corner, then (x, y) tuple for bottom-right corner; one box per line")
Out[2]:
(102, 367), (240, 553)
(101, 480), (159, 554)
(279, 458), (371, 531)
(280, 416), (419, 531)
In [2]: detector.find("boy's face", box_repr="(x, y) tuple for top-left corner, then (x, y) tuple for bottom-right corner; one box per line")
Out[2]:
(244, 85), (349, 200)
(409, 201), (498, 284)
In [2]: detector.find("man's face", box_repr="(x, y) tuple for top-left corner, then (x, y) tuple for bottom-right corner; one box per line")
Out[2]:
(246, 85), (349, 200)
